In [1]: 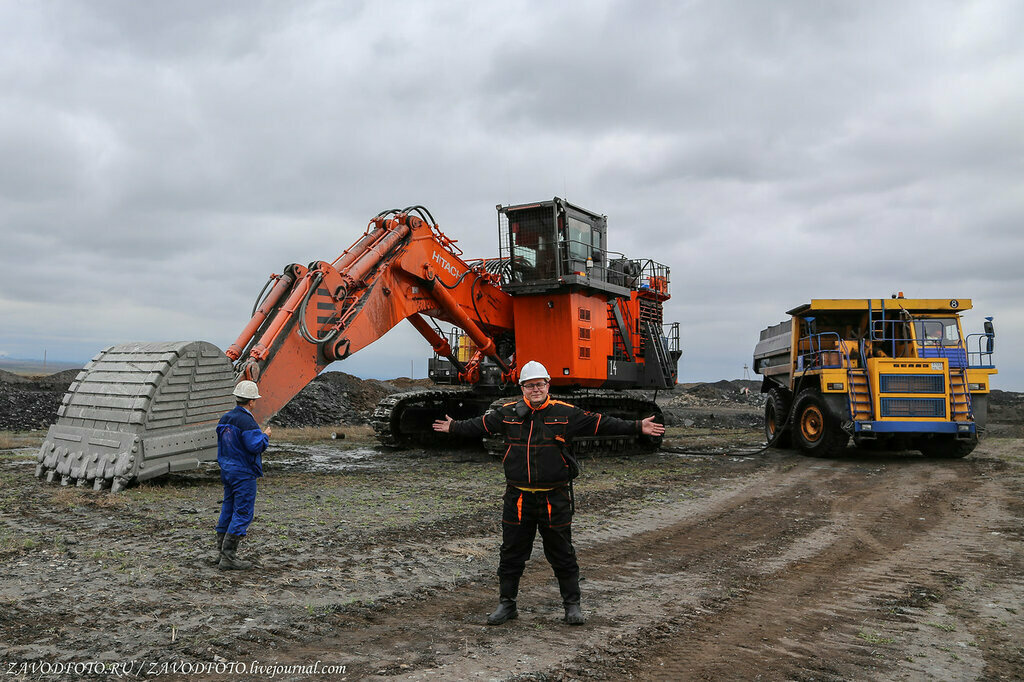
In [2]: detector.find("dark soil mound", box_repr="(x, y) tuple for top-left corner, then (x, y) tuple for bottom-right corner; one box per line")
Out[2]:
(0, 369), (31, 384)
(269, 372), (425, 427)
(989, 389), (1024, 407)
(0, 370), (77, 431)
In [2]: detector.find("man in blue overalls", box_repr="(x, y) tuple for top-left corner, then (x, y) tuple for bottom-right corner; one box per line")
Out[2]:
(214, 380), (271, 570)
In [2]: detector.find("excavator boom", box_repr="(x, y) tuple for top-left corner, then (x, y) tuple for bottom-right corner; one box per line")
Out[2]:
(229, 208), (514, 422)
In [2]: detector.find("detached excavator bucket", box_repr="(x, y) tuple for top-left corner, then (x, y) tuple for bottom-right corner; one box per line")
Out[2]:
(35, 341), (236, 492)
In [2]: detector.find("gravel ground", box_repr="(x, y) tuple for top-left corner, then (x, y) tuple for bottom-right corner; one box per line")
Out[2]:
(1, 371), (1022, 680)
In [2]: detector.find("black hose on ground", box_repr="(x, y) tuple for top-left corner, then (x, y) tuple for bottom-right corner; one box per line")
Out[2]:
(658, 372), (808, 458)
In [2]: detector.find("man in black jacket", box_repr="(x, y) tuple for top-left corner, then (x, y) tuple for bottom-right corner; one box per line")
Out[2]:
(432, 360), (664, 625)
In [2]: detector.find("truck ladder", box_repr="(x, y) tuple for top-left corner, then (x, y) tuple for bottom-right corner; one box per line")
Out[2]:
(847, 368), (873, 421)
(949, 367), (973, 422)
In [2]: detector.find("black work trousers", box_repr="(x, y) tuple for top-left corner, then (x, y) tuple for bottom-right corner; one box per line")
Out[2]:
(498, 483), (578, 580)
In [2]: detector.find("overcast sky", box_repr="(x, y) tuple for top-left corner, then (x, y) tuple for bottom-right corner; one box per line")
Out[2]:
(1, 0), (1021, 390)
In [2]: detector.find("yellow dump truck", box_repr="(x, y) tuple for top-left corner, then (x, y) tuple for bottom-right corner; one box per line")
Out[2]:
(752, 296), (997, 458)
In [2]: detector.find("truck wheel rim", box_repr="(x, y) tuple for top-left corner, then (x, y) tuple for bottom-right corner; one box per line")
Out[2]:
(801, 406), (824, 442)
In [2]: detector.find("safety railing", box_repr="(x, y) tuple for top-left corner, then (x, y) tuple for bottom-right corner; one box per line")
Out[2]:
(796, 332), (848, 371)
(636, 259), (671, 298)
(966, 333), (996, 369)
(665, 322), (681, 354)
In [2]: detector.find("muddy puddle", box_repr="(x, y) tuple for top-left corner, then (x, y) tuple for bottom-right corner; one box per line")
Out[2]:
(264, 442), (392, 473)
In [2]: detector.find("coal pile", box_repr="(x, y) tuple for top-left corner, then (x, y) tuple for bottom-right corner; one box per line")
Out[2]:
(658, 379), (765, 429)
(673, 380), (764, 406)
(986, 389), (1024, 438)
(269, 372), (433, 427)
(0, 369), (79, 430)
(0, 367), (434, 431)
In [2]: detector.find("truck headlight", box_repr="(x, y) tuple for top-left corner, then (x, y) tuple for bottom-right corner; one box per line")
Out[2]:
(958, 424), (971, 432)
(862, 423), (873, 431)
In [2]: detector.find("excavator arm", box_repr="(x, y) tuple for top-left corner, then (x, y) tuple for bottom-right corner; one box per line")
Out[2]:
(226, 207), (515, 422)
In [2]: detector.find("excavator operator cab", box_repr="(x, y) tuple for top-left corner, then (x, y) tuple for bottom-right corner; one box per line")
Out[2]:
(498, 197), (613, 294)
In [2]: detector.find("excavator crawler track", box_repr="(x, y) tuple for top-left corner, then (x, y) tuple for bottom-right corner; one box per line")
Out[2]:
(35, 341), (236, 492)
(485, 391), (664, 458)
(372, 388), (663, 457)
(371, 389), (501, 449)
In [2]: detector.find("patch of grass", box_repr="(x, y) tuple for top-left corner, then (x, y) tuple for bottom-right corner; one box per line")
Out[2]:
(0, 431), (45, 450)
(50, 487), (132, 509)
(0, 529), (44, 556)
(926, 621), (957, 632)
(856, 630), (895, 644)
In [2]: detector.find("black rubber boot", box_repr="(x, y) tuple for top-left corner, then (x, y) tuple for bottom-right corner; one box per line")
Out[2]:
(487, 576), (520, 625)
(210, 532), (226, 565)
(558, 575), (585, 625)
(218, 533), (252, 571)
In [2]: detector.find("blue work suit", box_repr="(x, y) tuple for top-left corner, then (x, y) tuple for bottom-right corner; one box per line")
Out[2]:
(215, 405), (269, 536)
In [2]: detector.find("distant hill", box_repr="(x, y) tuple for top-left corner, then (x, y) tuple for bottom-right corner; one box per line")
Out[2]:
(0, 358), (83, 377)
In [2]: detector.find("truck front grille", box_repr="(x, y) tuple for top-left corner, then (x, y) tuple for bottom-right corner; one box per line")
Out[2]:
(879, 374), (944, 394)
(880, 398), (946, 418)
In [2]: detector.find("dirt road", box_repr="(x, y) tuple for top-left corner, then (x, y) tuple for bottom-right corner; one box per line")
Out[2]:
(1, 429), (1022, 680)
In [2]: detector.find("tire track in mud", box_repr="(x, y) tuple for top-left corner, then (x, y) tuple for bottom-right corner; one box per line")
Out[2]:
(554, 457), (1024, 681)
(267, 454), (1020, 681)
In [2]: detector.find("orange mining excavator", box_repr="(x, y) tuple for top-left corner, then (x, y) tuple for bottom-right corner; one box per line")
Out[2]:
(36, 198), (681, 491)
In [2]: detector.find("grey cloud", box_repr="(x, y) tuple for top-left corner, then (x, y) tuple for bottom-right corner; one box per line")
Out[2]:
(0, 0), (1021, 391)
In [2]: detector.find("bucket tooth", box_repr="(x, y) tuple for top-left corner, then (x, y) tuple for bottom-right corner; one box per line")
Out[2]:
(46, 470), (57, 484)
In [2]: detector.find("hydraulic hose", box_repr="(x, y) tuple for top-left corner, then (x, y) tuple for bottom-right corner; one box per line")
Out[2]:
(658, 372), (808, 458)
(250, 275), (275, 318)
(297, 272), (340, 345)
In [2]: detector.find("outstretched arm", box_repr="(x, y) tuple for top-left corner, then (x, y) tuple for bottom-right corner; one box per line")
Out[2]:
(432, 415), (454, 433)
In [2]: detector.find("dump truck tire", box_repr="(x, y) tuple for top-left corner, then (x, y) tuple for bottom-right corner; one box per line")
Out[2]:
(792, 389), (848, 457)
(764, 388), (792, 448)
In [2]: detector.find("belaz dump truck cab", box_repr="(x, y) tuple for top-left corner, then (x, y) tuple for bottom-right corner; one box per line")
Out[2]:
(753, 296), (997, 458)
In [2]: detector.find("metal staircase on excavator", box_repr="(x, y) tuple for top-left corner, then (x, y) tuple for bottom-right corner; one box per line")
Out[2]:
(642, 320), (676, 388)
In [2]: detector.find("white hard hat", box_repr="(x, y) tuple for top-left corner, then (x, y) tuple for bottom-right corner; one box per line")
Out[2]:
(519, 361), (550, 384)
(233, 380), (262, 400)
